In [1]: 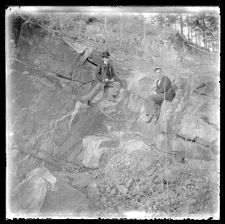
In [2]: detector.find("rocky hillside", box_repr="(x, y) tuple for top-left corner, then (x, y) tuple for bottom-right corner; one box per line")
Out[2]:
(7, 13), (219, 219)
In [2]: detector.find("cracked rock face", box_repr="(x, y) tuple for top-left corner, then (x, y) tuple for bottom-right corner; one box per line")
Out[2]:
(40, 176), (90, 215)
(154, 83), (219, 161)
(87, 183), (100, 203)
(10, 167), (57, 215)
(8, 15), (219, 218)
(82, 136), (113, 168)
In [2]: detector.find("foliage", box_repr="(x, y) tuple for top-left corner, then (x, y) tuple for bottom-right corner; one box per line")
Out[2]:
(94, 150), (218, 217)
(11, 11), (219, 61)
(191, 13), (219, 48)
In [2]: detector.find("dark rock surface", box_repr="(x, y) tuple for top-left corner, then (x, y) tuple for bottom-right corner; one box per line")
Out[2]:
(7, 15), (219, 218)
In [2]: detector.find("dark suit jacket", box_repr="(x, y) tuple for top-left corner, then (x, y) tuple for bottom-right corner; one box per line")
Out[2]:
(95, 62), (116, 83)
(154, 75), (175, 104)
(155, 75), (174, 94)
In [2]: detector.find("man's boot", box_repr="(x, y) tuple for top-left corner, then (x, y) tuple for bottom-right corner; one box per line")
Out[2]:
(80, 97), (90, 105)
(72, 95), (90, 105)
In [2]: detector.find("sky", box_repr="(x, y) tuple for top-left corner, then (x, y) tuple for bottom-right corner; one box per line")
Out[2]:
(6, 6), (220, 15)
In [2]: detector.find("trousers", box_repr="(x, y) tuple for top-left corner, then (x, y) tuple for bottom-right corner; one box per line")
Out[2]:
(104, 82), (121, 98)
(144, 91), (175, 115)
(81, 81), (121, 102)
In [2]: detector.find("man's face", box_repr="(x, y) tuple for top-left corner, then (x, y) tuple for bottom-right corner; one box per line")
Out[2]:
(103, 57), (109, 64)
(155, 69), (162, 78)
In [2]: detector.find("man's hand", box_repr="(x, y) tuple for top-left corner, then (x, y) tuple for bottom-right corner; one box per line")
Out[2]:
(105, 78), (114, 82)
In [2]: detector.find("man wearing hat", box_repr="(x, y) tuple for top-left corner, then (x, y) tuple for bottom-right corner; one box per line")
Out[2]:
(77, 50), (121, 105)
(143, 67), (175, 124)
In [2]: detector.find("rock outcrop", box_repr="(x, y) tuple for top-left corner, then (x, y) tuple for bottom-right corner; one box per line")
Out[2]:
(82, 135), (119, 169)
(40, 176), (90, 216)
(8, 14), (219, 218)
(8, 19), (113, 180)
(10, 167), (57, 215)
(154, 77), (219, 161)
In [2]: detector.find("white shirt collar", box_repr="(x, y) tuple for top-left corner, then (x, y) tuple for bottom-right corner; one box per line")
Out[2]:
(158, 80), (161, 85)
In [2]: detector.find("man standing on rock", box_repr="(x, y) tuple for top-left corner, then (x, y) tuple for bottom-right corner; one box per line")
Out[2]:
(74, 50), (121, 105)
(144, 67), (175, 124)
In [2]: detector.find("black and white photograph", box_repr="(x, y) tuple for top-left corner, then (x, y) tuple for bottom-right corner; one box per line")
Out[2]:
(6, 6), (220, 219)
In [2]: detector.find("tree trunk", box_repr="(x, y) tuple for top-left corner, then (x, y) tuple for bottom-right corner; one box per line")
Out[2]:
(190, 28), (193, 42)
(195, 30), (198, 45)
(179, 14), (184, 35)
(119, 13), (122, 48)
(175, 22), (178, 31)
(104, 14), (107, 50)
(143, 16), (147, 60)
(203, 30), (207, 48)
(202, 16), (208, 48)
(199, 33), (203, 46)
(142, 15), (144, 39)
(79, 13), (83, 39)
(186, 15), (190, 40)
(187, 27), (190, 40)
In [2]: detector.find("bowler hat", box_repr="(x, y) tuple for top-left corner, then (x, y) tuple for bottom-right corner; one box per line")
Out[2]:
(154, 67), (162, 72)
(102, 50), (110, 57)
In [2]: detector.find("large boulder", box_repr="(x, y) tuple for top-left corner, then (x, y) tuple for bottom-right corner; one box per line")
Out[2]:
(128, 76), (155, 99)
(87, 183), (100, 204)
(177, 113), (219, 144)
(126, 93), (144, 114)
(154, 77), (219, 161)
(70, 173), (96, 188)
(54, 131), (82, 161)
(156, 86), (219, 144)
(120, 138), (150, 154)
(119, 131), (152, 154)
(82, 136), (117, 168)
(10, 167), (57, 215)
(157, 101), (219, 146)
(14, 152), (41, 182)
(156, 99), (184, 134)
(98, 99), (118, 117)
(172, 76), (189, 90)
(40, 176), (89, 216)
(188, 94), (219, 128)
(53, 104), (110, 163)
(15, 18), (105, 103)
(17, 21), (93, 79)
(154, 132), (218, 161)
(193, 79), (219, 98)
(136, 104), (156, 142)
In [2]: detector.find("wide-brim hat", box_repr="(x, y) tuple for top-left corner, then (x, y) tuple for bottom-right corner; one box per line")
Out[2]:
(102, 50), (110, 58)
